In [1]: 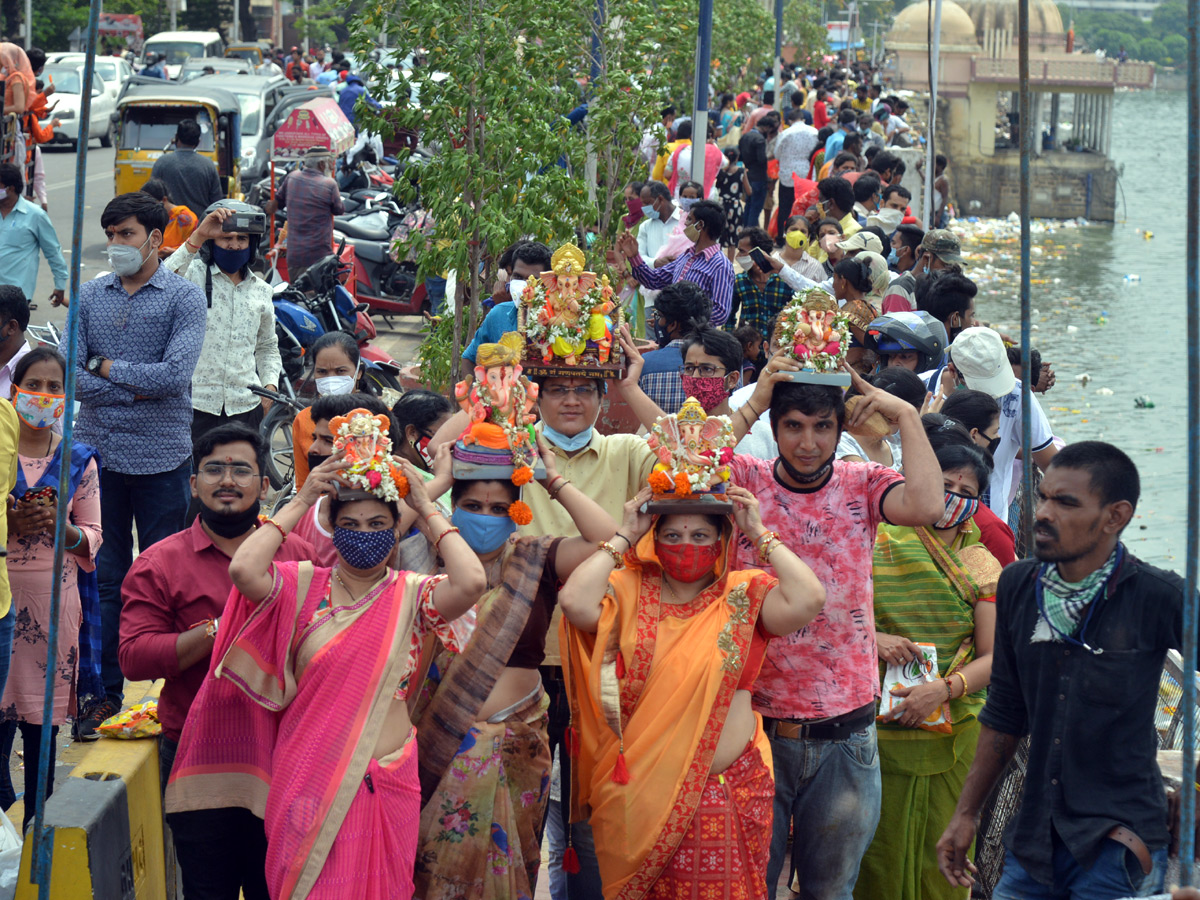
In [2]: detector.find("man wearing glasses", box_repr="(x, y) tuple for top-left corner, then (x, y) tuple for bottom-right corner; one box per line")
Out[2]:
(119, 423), (313, 898)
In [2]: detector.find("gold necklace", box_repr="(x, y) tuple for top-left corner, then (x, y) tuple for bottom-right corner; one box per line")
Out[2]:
(332, 566), (388, 604)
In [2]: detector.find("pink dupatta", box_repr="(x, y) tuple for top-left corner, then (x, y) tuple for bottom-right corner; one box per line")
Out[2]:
(216, 561), (433, 900)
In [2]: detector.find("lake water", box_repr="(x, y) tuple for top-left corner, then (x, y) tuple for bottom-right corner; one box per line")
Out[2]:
(955, 88), (1188, 569)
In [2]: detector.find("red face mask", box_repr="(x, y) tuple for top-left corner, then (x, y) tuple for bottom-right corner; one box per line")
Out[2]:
(655, 541), (720, 583)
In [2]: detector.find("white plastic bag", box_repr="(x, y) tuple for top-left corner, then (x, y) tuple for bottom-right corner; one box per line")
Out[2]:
(0, 811), (23, 900)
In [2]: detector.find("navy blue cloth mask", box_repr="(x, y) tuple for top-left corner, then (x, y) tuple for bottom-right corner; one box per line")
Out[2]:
(332, 526), (397, 569)
(451, 507), (517, 554)
(212, 245), (252, 274)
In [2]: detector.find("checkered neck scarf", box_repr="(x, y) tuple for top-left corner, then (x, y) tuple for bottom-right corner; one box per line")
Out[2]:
(1032, 547), (1119, 643)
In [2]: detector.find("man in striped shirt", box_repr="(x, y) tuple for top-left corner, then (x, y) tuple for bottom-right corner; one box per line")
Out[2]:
(617, 199), (735, 326)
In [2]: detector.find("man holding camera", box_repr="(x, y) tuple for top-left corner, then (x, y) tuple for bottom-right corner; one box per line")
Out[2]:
(164, 202), (281, 445)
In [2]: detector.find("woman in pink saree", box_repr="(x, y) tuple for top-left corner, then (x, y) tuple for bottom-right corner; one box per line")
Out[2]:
(217, 411), (486, 900)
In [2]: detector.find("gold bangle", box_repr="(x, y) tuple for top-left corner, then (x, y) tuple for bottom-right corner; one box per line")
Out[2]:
(549, 478), (571, 500)
(758, 538), (783, 564)
(262, 517), (288, 543)
(433, 526), (460, 554)
(597, 540), (625, 569)
(955, 671), (969, 697)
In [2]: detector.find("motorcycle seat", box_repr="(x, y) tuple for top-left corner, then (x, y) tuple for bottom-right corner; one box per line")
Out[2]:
(347, 240), (389, 264)
(334, 216), (391, 242)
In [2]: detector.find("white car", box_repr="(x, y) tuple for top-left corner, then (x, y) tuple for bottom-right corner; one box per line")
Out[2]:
(42, 65), (118, 148)
(46, 53), (133, 102)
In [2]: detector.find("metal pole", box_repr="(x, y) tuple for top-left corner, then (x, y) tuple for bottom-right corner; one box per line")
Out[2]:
(24, 0), (31, 48)
(170, 0), (177, 31)
(690, 0), (713, 188)
(1179, 0), (1199, 873)
(774, 0), (784, 112)
(233, 0), (240, 42)
(1018, 0), (1034, 543)
(31, 0), (98, 892)
(924, 0), (943, 228)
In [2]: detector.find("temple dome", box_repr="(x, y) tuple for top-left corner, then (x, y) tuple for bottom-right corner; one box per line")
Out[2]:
(886, 0), (982, 52)
(956, 0), (1065, 38)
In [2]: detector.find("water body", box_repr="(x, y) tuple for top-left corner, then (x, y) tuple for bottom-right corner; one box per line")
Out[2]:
(959, 89), (1186, 569)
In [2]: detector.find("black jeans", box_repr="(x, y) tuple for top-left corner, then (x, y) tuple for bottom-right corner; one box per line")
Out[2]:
(543, 666), (604, 900)
(0, 720), (58, 831)
(778, 182), (797, 225)
(166, 806), (271, 900)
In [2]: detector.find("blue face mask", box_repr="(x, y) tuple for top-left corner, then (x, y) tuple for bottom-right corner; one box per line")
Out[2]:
(887, 247), (899, 267)
(332, 526), (397, 570)
(212, 244), (252, 273)
(541, 423), (594, 453)
(678, 197), (699, 213)
(451, 507), (517, 554)
(641, 204), (659, 221)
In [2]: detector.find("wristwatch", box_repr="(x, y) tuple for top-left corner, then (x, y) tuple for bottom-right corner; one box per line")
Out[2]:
(86, 356), (105, 375)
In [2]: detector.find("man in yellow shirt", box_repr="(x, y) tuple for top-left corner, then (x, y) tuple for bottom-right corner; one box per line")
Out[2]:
(652, 119), (692, 183)
(851, 84), (873, 114)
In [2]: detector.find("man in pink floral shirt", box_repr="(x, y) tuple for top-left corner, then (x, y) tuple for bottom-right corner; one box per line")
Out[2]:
(729, 363), (944, 899)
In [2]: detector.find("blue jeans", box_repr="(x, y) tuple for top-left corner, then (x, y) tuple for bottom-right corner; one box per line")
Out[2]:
(993, 836), (1167, 900)
(766, 722), (882, 900)
(425, 276), (448, 317)
(99, 460), (192, 703)
(743, 180), (768, 228)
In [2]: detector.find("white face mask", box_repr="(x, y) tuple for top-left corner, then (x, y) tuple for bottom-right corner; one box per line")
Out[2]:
(735, 255), (754, 270)
(106, 233), (153, 277)
(868, 208), (904, 232)
(508, 279), (528, 303)
(315, 374), (356, 396)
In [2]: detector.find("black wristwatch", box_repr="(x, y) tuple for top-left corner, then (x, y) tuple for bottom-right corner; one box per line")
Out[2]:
(86, 355), (105, 375)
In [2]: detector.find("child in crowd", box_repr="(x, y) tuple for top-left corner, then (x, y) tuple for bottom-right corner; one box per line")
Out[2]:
(733, 324), (763, 383)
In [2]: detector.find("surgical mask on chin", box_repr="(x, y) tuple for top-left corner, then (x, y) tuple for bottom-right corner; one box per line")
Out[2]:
(199, 500), (262, 539)
(541, 422), (593, 453)
(735, 255), (754, 270)
(784, 230), (807, 250)
(106, 234), (153, 277)
(12, 388), (65, 429)
(451, 507), (517, 553)
(315, 374), (356, 396)
(332, 526), (397, 569)
(935, 491), (980, 529)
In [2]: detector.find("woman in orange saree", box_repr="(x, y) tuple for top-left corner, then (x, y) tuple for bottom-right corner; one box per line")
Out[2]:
(559, 484), (827, 900)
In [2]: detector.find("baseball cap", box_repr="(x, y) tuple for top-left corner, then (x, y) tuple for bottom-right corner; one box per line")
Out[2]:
(836, 231), (884, 255)
(948, 327), (1015, 399)
(919, 229), (966, 267)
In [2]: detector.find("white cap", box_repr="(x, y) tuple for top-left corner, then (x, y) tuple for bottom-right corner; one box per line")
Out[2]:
(948, 327), (1015, 398)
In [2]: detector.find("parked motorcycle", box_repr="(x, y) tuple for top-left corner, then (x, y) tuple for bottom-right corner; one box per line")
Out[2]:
(333, 201), (432, 323)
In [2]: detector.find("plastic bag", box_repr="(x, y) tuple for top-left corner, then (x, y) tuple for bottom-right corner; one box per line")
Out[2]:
(877, 642), (953, 734)
(97, 700), (161, 739)
(0, 810), (22, 900)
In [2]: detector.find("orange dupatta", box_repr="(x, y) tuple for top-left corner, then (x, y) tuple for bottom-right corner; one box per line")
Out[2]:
(562, 530), (775, 900)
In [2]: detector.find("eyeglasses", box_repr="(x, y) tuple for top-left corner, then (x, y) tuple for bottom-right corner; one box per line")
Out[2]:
(680, 364), (727, 378)
(198, 463), (259, 486)
(541, 385), (599, 399)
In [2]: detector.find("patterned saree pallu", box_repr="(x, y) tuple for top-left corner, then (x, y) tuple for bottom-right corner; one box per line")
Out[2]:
(517, 242), (625, 379)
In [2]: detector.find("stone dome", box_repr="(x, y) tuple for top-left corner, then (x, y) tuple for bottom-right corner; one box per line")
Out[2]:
(886, 0), (982, 52)
(956, 0), (1064, 38)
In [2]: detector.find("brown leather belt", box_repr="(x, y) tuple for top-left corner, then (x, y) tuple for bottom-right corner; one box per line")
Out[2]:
(764, 703), (876, 742)
(1107, 825), (1152, 876)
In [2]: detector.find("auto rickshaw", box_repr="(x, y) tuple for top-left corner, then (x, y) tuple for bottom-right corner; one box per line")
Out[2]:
(113, 82), (243, 198)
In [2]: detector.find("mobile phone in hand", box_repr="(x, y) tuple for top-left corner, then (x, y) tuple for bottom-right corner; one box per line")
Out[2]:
(749, 247), (771, 270)
(21, 486), (56, 507)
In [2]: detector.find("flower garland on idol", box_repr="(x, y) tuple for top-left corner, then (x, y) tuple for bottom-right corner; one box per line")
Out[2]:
(646, 397), (736, 499)
(329, 409), (410, 501)
(775, 288), (851, 373)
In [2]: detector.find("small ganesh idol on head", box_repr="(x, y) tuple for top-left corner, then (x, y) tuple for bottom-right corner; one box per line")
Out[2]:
(777, 289), (851, 374)
(453, 332), (539, 443)
(647, 397), (736, 501)
(330, 408), (410, 501)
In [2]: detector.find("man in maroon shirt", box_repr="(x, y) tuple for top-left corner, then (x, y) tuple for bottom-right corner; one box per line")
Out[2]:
(119, 422), (312, 900)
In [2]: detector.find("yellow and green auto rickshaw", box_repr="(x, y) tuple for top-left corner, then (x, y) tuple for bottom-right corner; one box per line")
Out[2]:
(113, 81), (243, 198)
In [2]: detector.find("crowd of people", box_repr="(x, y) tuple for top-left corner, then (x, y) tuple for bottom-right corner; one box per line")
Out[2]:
(0, 43), (1185, 900)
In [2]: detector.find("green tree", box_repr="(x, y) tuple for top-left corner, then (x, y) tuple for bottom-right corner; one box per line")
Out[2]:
(1151, 0), (1187, 37)
(352, 0), (592, 388)
(294, 0), (344, 47)
(1136, 36), (1166, 62)
(1163, 33), (1188, 64)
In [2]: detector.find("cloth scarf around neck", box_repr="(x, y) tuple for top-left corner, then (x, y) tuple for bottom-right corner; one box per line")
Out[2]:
(1033, 545), (1119, 643)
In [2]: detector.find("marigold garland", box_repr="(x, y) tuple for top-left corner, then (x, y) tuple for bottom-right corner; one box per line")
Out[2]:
(673, 473), (694, 497)
(648, 470), (673, 494)
(508, 500), (534, 526)
(511, 465), (534, 487)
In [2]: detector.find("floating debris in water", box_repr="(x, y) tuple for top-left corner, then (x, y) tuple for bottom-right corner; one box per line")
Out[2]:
(1134, 395), (1155, 409)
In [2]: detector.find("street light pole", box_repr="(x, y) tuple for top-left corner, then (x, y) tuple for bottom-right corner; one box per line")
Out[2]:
(774, 0), (784, 111)
(233, 0), (240, 42)
(690, 0), (713, 188)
